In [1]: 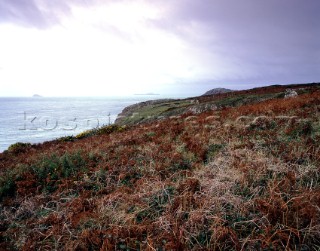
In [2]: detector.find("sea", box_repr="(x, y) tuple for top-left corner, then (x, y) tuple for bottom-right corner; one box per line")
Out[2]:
(0, 95), (186, 153)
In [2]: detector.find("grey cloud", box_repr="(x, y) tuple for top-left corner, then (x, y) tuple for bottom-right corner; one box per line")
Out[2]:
(0, 0), (66, 28)
(149, 0), (320, 85)
(153, 0), (320, 51)
(0, 0), (93, 28)
(0, 0), (319, 86)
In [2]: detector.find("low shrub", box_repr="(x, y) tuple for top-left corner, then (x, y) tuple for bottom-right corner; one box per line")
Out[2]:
(75, 124), (127, 139)
(31, 151), (87, 193)
(0, 172), (16, 200)
(204, 144), (224, 163)
(57, 135), (76, 142)
(7, 142), (31, 154)
(0, 165), (27, 201)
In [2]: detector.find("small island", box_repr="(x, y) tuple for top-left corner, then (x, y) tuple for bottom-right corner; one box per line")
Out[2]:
(134, 92), (160, 96)
(32, 94), (42, 98)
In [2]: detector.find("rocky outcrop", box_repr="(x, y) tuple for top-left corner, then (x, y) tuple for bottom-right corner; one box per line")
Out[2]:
(187, 104), (217, 114)
(284, 89), (298, 98)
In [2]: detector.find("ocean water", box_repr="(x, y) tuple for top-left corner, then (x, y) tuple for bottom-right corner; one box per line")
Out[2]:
(0, 96), (183, 153)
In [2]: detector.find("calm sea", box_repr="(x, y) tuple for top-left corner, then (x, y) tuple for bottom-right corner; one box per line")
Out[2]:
(0, 95), (184, 152)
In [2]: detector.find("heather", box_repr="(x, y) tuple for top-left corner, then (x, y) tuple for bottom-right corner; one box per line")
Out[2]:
(0, 85), (319, 250)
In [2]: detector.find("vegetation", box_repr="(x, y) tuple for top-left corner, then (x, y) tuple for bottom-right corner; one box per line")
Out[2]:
(7, 142), (31, 154)
(115, 82), (319, 126)
(0, 83), (319, 250)
(74, 124), (127, 139)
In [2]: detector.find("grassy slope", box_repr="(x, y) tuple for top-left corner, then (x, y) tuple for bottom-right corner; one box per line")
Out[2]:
(115, 83), (319, 126)
(0, 84), (320, 250)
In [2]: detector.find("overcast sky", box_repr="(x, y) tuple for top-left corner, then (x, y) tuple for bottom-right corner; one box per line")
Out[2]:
(0, 0), (319, 97)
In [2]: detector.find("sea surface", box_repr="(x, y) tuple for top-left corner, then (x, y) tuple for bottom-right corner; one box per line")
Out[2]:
(0, 95), (185, 152)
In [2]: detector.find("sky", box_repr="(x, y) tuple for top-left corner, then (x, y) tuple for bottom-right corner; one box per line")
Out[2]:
(0, 0), (319, 97)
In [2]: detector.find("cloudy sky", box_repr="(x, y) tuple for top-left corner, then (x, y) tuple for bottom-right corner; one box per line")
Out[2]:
(0, 0), (319, 97)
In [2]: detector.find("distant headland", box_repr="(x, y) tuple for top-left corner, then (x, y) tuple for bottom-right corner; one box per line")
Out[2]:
(134, 93), (160, 96)
(32, 94), (42, 97)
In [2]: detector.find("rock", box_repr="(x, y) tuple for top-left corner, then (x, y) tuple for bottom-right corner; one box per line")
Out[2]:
(187, 104), (217, 114)
(284, 89), (298, 98)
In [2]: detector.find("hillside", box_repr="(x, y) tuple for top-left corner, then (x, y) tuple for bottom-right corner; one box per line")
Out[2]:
(0, 83), (320, 250)
(115, 82), (319, 126)
(202, 87), (232, 96)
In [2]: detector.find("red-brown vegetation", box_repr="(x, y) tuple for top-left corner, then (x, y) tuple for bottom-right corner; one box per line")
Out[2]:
(0, 87), (319, 250)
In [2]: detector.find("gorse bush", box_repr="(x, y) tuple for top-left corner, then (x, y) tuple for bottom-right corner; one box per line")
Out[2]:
(31, 151), (86, 193)
(75, 124), (127, 139)
(54, 124), (127, 141)
(0, 165), (27, 201)
(7, 142), (31, 154)
(57, 135), (75, 142)
(0, 172), (16, 201)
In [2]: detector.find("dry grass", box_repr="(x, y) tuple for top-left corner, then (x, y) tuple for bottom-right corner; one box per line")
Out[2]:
(0, 87), (319, 250)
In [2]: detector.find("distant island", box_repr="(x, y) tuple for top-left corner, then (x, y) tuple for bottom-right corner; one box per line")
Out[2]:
(134, 93), (160, 96)
(32, 94), (42, 97)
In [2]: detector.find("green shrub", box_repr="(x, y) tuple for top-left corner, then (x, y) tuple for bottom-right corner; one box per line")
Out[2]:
(7, 142), (31, 154)
(0, 165), (27, 200)
(75, 124), (127, 139)
(31, 151), (86, 193)
(286, 120), (314, 139)
(57, 135), (76, 142)
(136, 187), (175, 222)
(0, 172), (16, 200)
(204, 144), (224, 163)
(170, 159), (192, 172)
